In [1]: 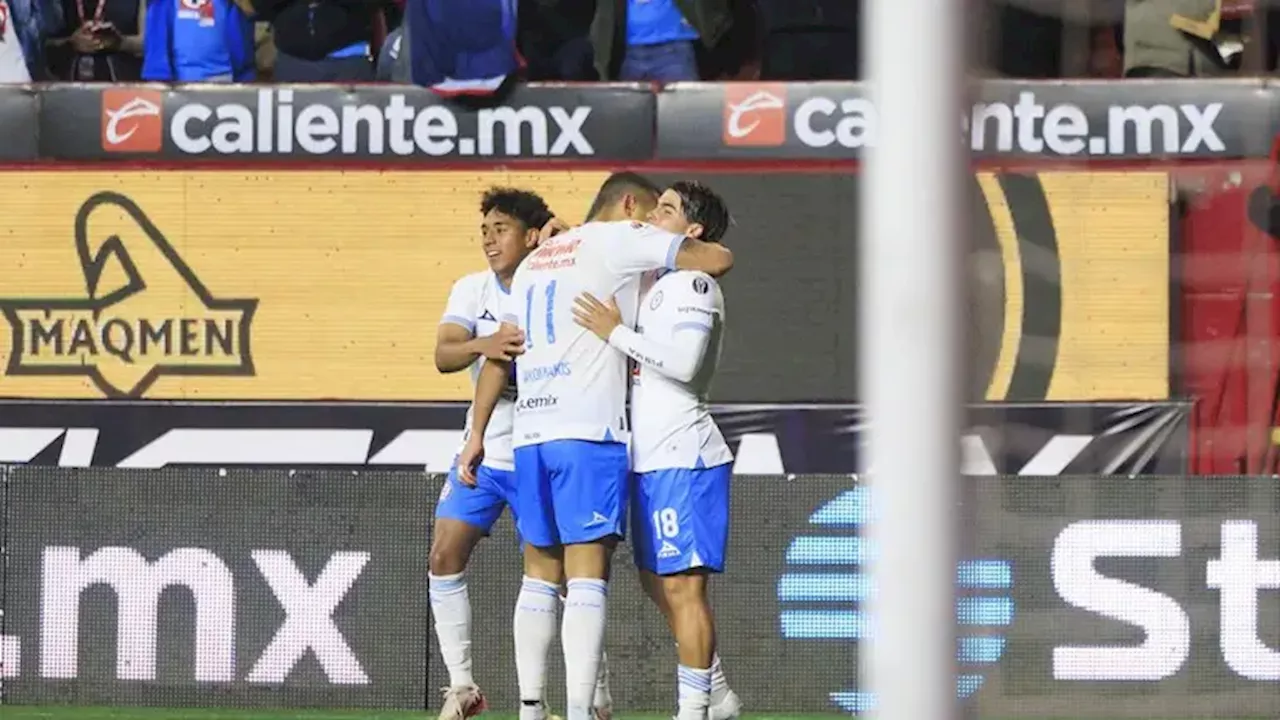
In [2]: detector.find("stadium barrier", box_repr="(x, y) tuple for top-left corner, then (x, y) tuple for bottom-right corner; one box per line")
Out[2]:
(2, 467), (1280, 717)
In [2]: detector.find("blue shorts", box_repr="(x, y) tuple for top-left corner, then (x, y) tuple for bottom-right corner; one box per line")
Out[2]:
(514, 439), (630, 547)
(434, 463), (518, 534)
(631, 463), (732, 575)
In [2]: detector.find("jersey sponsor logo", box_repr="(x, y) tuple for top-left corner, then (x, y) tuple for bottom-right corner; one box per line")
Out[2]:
(515, 395), (558, 411)
(520, 361), (572, 383)
(722, 84), (787, 147)
(0, 193), (256, 398)
(677, 305), (713, 317)
(525, 237), (581, 271)
(779, 486), (1013, 711)
(101, 89), (164, 153)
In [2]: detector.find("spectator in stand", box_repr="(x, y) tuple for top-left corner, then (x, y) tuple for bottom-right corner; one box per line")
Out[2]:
(254, 0), (377, 81)
(375, 16), (405, 80)
(404, 0), (519, 93)
(1, 0), (34, 80)
(141, 0), (254, 81)
(520, 0), (593, 81)
(6, 0), (55, 78)
(44, 0), (141, 80)
(589, 0), (732, 81)
(756, 0), (857, 80)
(1123, 0), (1233, 76)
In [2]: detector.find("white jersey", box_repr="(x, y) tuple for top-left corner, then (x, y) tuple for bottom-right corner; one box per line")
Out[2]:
(0, 0), (31, 84)
(618, 270), (732, 472)
(499, 220), (686, 448)
(441, 271), (516, 471)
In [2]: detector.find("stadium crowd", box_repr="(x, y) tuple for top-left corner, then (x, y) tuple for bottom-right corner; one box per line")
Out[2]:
(2, 0), (1277, 87)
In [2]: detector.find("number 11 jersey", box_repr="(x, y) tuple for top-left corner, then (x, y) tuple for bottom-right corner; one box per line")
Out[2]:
(500, 221), (685, 449)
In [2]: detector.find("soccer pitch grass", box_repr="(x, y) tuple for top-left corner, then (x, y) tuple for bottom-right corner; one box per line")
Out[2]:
(0, 707), (1269, 712)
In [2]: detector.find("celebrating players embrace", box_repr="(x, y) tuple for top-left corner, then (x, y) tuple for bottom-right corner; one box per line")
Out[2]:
(434, 174), (741, 720)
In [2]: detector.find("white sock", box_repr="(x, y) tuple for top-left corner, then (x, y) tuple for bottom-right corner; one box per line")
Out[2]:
(710, 653), (730, 704)
(515, 576), (560, 706)
(429, 572), (473, 688)
(561, 593), (612, 709)
(677, 665), (712, 720)
(563, 578), (608, 720)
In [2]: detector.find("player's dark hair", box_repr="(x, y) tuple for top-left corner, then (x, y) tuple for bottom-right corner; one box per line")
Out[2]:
(669, 181), (732, 243)
(480, 187), (553, 232)
(585, 172), (661, 221)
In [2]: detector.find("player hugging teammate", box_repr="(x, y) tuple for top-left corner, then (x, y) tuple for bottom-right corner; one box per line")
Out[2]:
(438, 174), (742, 720)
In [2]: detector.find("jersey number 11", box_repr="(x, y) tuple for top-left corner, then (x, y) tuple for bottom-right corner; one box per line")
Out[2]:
(524, 281), (558, 349)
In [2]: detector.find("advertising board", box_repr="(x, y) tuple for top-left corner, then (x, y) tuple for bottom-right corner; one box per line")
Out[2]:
(0, 170), (1169, 404)
(0, 467), (429, 708)
(0, 400), (1189, 475)
(3, 468), (1275, 717)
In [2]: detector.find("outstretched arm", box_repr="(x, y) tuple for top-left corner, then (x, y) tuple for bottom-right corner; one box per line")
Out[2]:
(571, 292), (714, 384)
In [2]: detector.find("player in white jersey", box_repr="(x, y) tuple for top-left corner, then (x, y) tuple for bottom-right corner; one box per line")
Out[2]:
(459, 173), (734, 720)
(433, 188), (613, 720)
(0, 0), (33, 83)
(571, 182), (739, 720)
(433, 188), (589, 720)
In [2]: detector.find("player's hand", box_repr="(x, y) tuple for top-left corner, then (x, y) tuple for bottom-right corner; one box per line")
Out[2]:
(572, 293), (622, 340)
(539, 217), (572, 243)
(457, 437), (484, 487)
(475, 324), (525, 361)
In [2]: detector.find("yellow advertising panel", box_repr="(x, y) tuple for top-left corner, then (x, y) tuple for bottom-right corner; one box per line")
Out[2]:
(977, 171), (1169, 401)
(0, 171), (608, 400)
(0, 169), (1168, 401)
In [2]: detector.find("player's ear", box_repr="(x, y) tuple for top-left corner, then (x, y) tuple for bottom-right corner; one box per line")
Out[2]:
(621, 192), (637, 217)
(523, 225), (540, 249)
(687, 223), (706, 240)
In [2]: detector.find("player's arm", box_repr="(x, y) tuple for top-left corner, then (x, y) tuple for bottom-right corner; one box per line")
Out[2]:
(573, 280), (717, 384)
(672, 237), (734, 278)
(457, 338), (513, 485)
(608, 323), (710, 384)
(604, 222), (735, 279)
(435, 322), (481, 373)
(435, 277), (524, 373)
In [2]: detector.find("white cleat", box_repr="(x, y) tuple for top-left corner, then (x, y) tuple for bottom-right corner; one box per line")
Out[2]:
(438, 684), (488, 720)
(709, 689), (743, 720)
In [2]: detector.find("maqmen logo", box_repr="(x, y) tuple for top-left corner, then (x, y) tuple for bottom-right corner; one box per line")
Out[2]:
(778, 487), (1013, 713)
(723, 84), (787, 147)
(0, 192), (257, 398)
(101, 89), (163, 152)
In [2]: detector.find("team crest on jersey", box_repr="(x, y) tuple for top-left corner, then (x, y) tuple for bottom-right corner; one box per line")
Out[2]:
(692, 277), (710, 295)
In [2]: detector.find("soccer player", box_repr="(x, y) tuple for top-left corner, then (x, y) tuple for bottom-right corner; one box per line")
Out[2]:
(571, 182), (740, 720)
(431, 187), (565, 720)
(458, 173), (734, 720)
